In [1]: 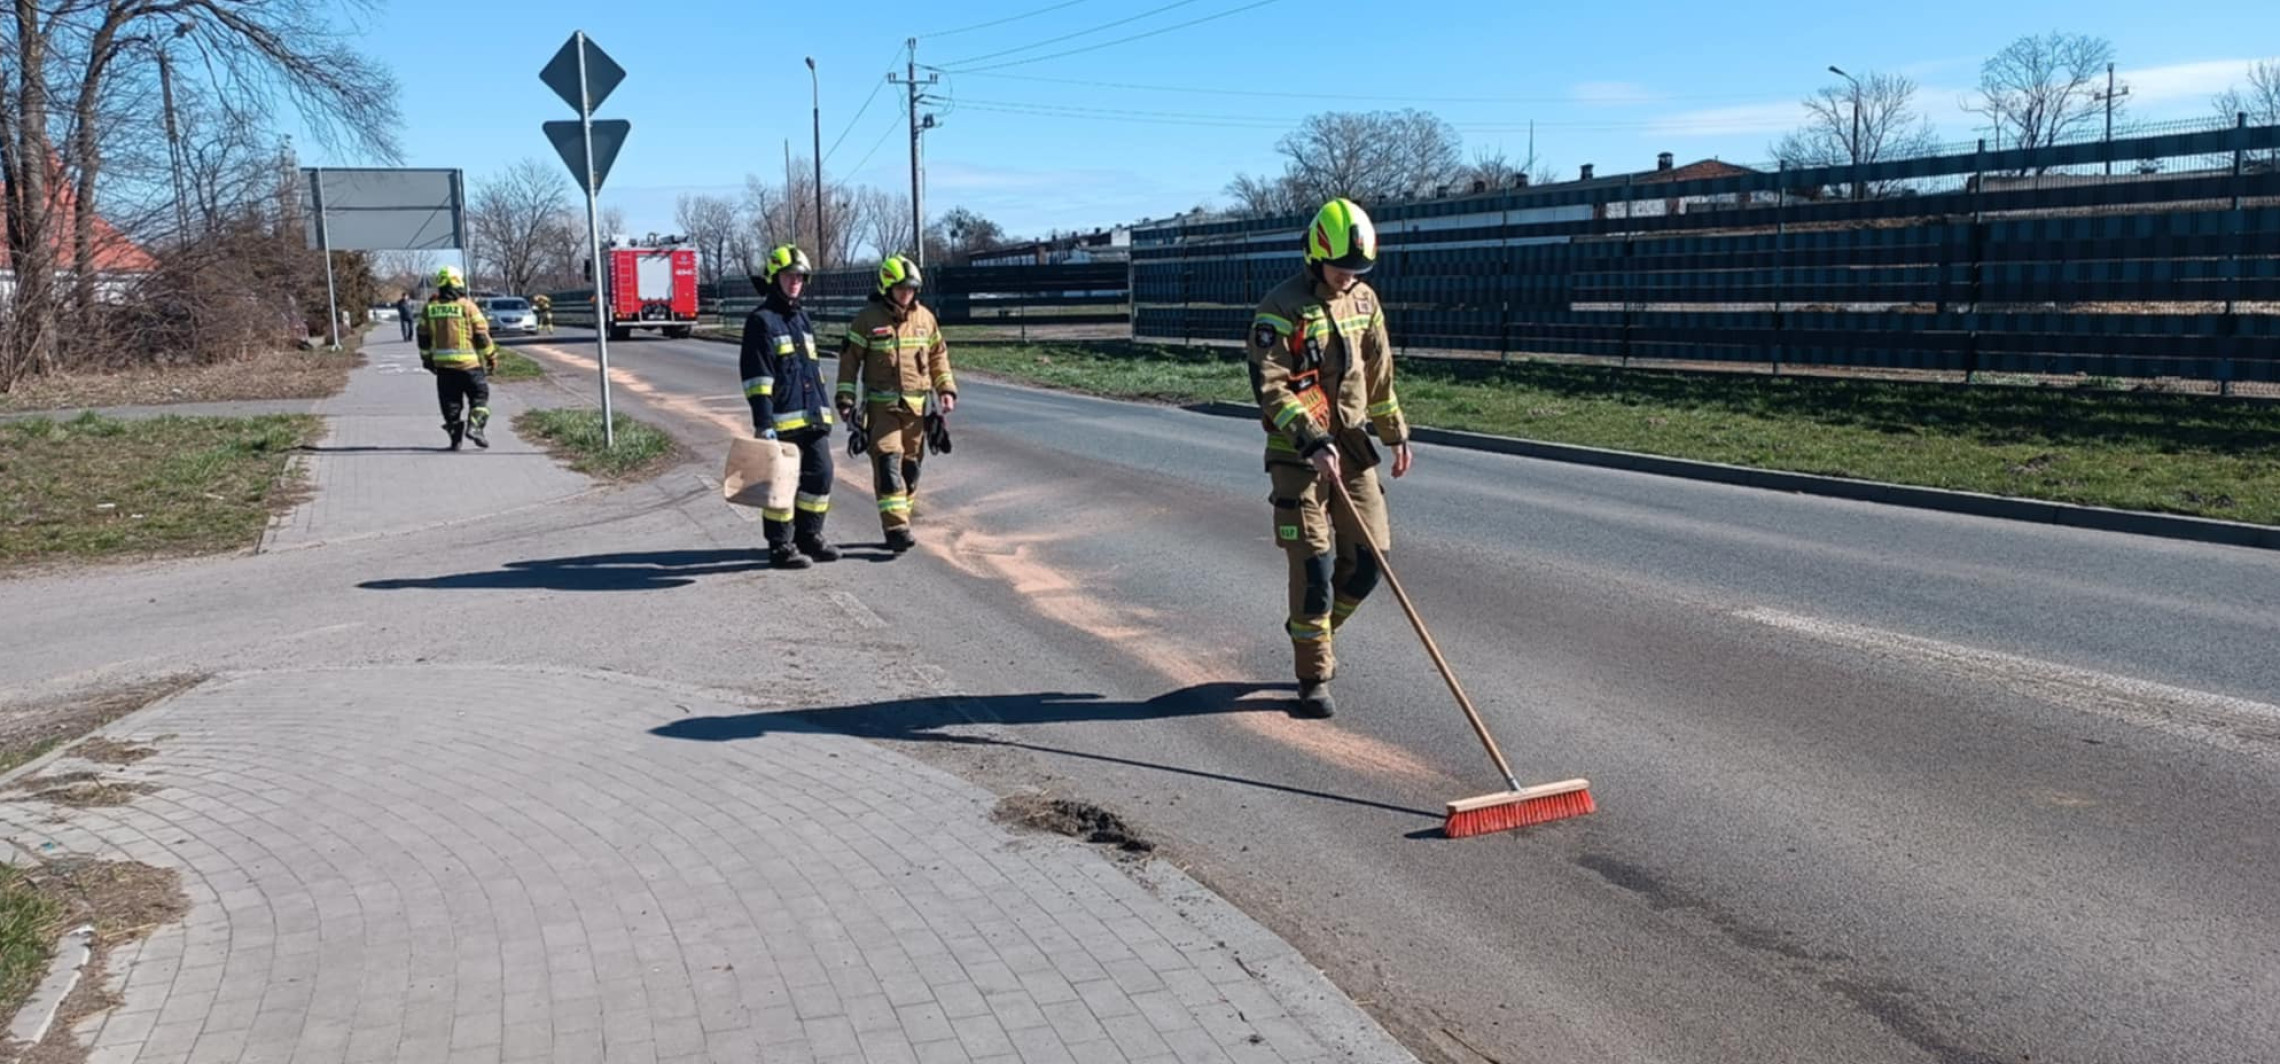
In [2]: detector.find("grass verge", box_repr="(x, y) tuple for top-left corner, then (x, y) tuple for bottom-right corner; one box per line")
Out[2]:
(0, 346), (362, 413)
(3, 858), (187, 1062)
(0, 864), (63, 1024)
(954, 342), (2280, 525)
(489, 350), (545, 381)
(1, 414), (322, 569)
(514, 408), (679, 481)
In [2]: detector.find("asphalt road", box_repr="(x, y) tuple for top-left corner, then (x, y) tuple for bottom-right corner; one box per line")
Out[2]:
(519, 329), (2280, 1064)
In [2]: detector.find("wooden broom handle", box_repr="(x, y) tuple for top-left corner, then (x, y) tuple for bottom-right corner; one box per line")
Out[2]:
(1327, 473), (1520, 788)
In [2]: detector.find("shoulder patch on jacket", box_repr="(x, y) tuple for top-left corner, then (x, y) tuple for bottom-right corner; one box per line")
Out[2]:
(1251, 323), (1280, 350)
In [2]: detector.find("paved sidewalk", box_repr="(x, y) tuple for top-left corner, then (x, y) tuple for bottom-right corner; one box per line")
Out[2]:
(263, 337), (590, 550)
(1, 667), (1414, 1064)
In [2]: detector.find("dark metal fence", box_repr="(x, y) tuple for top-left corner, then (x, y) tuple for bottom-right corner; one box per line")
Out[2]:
(1133, 118), (2280, 387)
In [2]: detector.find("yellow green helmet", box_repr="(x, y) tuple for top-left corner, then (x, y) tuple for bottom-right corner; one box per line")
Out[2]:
(435, 265), (466, 290)
(1304, 198), (1377, 272)
(877, 254), (923, 295)
(758, 244), (813, 285)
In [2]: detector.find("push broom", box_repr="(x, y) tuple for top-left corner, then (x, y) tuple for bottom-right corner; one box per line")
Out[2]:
(1329, 477), (1595, 838)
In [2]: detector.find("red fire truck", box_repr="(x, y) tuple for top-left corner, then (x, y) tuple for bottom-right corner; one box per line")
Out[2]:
(602, 244), (699, 340)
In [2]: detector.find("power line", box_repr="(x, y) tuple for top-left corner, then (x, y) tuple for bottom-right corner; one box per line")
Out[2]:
(939, 0), (1205, 69)
(949, 69), (1806, 107)
(918, 0), (1096, 40)
(848, 110), (906, 175)
(823, 44), (909, 166)
(825, 74), (890, 164)
(943, 0), (1279, 74)
(953, 97), (1679, 132)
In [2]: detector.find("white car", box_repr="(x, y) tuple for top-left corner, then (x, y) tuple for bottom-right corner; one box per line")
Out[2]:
(479, 297), (536, 335)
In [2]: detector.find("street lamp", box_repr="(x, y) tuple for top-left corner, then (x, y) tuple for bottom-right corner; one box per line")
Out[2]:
(806, 57), (824, 268)
(1829, 65), (1863, 200)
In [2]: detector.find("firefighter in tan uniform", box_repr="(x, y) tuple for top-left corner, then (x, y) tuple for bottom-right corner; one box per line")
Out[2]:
(835, 255), (956, 554)
(1248, 198), (1414, 718)
(416, 265), (498, 451)
(532, 293), (555, 334)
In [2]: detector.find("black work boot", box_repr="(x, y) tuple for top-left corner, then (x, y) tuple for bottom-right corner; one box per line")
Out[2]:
(796, 536), (842, 563)
(445, 423), (464, 451)
(768, 544), (811, 570)
(884, 528), (916, 554)
(1295, 680), (1336, 719)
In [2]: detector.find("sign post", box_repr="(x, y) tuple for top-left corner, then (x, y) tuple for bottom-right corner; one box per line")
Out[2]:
(541, 31), (629, 448)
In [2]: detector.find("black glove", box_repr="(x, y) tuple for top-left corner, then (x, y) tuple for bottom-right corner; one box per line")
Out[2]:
(924, 411), (952, 455)
(845, 418), (868, 458)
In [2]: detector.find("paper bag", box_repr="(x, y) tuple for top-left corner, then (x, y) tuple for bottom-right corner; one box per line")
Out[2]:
(721, 437), (799, 511)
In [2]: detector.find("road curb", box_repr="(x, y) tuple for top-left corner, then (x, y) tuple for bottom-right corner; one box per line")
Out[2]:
(1184, 400), (2280, 551)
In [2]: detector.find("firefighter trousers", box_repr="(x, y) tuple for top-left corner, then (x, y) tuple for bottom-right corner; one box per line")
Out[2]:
(435, 367), (490, 431)
(763, 429), (835, 547)
(865, 407), (928, 534)
(1268, 462), (1389, 684)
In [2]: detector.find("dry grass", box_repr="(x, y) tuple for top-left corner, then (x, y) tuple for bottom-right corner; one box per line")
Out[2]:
(0, 678), (200, 779)
(0, 346), (362, 414)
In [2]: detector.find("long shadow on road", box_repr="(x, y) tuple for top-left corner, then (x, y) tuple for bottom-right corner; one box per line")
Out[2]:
(359, 548), (768, 592)
(654, 684), (1438, 820)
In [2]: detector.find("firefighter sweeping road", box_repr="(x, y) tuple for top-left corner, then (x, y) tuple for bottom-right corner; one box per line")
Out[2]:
(524, 329), (2280, 1064)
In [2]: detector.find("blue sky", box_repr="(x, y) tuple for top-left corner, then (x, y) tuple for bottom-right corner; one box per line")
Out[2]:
(318, 0), (2280, 242)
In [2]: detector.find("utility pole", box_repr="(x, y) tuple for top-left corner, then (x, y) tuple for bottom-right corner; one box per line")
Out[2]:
(807, 57), (825, 266)
(2097, 62), (2130, 175)
(155, 47), (190, 243)
(888, 39), (939, 266)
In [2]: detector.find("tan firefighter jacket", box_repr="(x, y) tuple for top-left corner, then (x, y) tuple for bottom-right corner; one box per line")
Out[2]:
(1246, 271), (1409, 467)
(836, 295), (956, 416)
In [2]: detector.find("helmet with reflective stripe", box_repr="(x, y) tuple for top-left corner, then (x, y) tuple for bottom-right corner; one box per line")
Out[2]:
(759, 244), (812, 285)
(435, 265), (466, 290)
(877, 254), (923, 294)
(1303, 198), (1377, 273)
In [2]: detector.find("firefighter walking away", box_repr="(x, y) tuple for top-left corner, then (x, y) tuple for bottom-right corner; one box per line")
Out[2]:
(1248, 199), (1415, 718)
(836, 255), (956, 555)
(740, 244), (841, 569)
(532, 293), (555, 334)
(417, 265), (498, 451)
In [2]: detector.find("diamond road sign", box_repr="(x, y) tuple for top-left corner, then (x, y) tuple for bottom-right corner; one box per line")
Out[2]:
(544, 119), (629, 194)
(539, 33), (625, 115)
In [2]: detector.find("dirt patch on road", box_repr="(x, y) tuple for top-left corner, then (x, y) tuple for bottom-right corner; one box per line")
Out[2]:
(0, 678), (200, 779)
(995, 794), (1156, 854)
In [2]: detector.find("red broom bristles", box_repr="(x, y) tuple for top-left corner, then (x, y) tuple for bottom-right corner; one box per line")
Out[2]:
(1444, 783), (1596, 838)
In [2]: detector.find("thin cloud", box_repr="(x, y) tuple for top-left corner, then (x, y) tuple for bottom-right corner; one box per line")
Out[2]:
(1649, 101), (1807, 137)
(2123, 58), (2276, 106)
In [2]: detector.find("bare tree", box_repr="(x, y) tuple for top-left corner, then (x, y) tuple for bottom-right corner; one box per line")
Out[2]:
(4, 0), (401, 386)
(1773, 70), (1939, 195)
(1224, 172), (1303, 217)
(1969, 32), (2119, 154)
(928, 207), (1009, 266)
(468, 160), (571, 296)
(2214, 60), (2280, 167)
(673, 193), (740, 287)
(858, 187), (912, 262)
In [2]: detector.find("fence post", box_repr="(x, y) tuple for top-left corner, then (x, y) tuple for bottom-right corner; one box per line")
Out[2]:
(2222, 112), (2247, 396)
(1966, 138), (1986, 385)
(1620, 173), (1634, 368)
(1773, 160), (1787, 376)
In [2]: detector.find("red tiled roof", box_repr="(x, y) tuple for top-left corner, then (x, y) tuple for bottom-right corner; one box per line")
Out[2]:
(0, 176), (161, 274)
